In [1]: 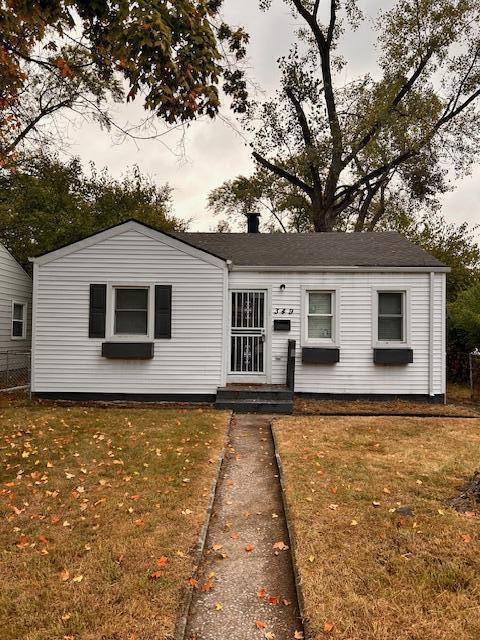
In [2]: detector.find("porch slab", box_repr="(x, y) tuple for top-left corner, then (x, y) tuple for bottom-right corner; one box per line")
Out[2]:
(216, 386), (293, 414)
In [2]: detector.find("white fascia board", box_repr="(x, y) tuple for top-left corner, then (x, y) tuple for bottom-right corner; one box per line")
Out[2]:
(29, 220), (227, 270)
(230, 264), (451, 273)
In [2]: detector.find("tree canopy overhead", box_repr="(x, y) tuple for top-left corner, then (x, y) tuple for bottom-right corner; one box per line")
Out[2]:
(0, 0), (248, 162)
(224, 0), (480, 232)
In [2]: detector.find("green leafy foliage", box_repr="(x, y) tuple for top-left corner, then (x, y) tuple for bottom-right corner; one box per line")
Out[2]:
(0, 154), (186, 267)
(449, 282), (480, 352)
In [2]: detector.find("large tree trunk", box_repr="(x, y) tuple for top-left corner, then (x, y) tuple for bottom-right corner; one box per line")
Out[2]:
(311, 202), (336, 231)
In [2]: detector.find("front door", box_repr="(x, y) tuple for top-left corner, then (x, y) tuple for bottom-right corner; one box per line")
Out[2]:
(230, 290), (266, 376)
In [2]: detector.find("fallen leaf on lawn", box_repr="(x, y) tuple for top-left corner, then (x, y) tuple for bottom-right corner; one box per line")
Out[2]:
(201, 581), (213, 592)
(283, 598), (291, 606)
(59, 569), (70, 581)
(308, 555), (315, 563)
(230, 531), (240, 540)
(38, 534), (48, 544)
(134, 518), (144, 526)
(156, 556), (168, 567)
(245, 543), (254, 552)
(16, 535), (29, 548)
(462, 534), (472, 543)
(265, 632), (275, 640)
(212, 543), (223, 551)
(188, 578), (198, 588)
(150, 571), (163, 579)
(61, 613), (72, 621)
(328, 504), (339, 511)
(464, 511), (476, 518)
(294, 632), (304, 639)
(324, 622), (335, 633)
(255, 620), (267, 629)
(383, 487), (391, 494)
(72, 575), (84, 583)
(268, 596), (280, 606)
(372, 501), (381, 508)
(257, 588), (267, 599)
(350, 519), (358, 526)
(214, 602), (223, 611)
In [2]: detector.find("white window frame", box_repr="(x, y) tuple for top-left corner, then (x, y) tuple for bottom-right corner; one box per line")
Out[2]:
(302, 288), (339, 346)
(373, 288), (410, 347)
(11, 300), (27, 340)
(106, 283), (155, 342)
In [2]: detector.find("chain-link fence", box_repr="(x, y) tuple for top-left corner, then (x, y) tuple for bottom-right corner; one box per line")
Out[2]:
(0, 350), (30, 390)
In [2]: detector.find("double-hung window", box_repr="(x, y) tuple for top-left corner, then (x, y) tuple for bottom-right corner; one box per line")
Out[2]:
(114, 287), (149, 336)
(11, 301), (26, 339)
(306, 291), (334, 342)
(377, 291), (405, 342)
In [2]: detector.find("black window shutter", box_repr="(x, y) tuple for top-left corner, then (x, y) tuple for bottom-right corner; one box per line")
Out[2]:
(89, 284), (107, 338)
(155, 285), (172, 339)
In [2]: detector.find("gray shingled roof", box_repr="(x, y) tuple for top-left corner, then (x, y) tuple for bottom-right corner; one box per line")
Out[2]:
(173, 231), (446, 268)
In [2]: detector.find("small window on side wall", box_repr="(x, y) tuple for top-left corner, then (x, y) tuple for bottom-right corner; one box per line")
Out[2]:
(11, 301), (26, 339)
(114, 287), (149, 336)
(378, 292), (404, 342)
(307, 291), (334, 341)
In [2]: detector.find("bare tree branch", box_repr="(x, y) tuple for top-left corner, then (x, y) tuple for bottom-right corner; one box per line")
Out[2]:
(252, 150), (314, 195)
(327, 0), (337, 46)
(3, 97), (72, 156)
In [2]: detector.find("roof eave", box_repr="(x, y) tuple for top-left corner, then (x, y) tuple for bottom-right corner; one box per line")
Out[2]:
(229, 264), (450, 273)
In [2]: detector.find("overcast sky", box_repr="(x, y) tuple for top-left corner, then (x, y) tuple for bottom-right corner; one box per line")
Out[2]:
(62, 0), (479, 232)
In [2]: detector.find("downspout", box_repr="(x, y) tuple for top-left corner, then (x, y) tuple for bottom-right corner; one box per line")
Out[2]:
(429, 271), (435, 397)
(220, 260), (232, 388)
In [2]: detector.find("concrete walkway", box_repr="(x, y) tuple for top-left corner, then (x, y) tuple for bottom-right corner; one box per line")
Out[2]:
(185, 414), (303, 640)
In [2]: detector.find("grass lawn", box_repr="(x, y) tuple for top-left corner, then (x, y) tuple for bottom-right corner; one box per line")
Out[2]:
(0, 402), (230, 640)
(273, 416), (480, 640)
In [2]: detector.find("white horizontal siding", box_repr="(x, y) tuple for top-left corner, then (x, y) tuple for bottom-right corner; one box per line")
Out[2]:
(33, 230), (226, 394)
(229, 271), (446, 395)
(0, 244), (32, 358)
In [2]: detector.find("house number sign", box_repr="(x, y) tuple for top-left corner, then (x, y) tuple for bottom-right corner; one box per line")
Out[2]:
(273, 308), (294, 315)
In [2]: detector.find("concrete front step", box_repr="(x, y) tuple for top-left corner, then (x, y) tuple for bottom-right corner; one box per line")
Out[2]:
(215, 398), (293, 414)
(216, 386), (293, 402)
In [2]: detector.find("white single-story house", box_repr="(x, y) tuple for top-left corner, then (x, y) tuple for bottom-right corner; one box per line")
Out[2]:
(29, 217), (449, 411)
(0, 242), (31, 377)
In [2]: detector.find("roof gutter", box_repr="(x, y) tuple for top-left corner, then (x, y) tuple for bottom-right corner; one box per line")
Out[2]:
(229, 265), (451, 273)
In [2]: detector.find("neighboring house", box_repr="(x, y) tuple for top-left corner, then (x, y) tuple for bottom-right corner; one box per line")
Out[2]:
(29, 217), (449, 411)
(0, 242), (32, 379)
